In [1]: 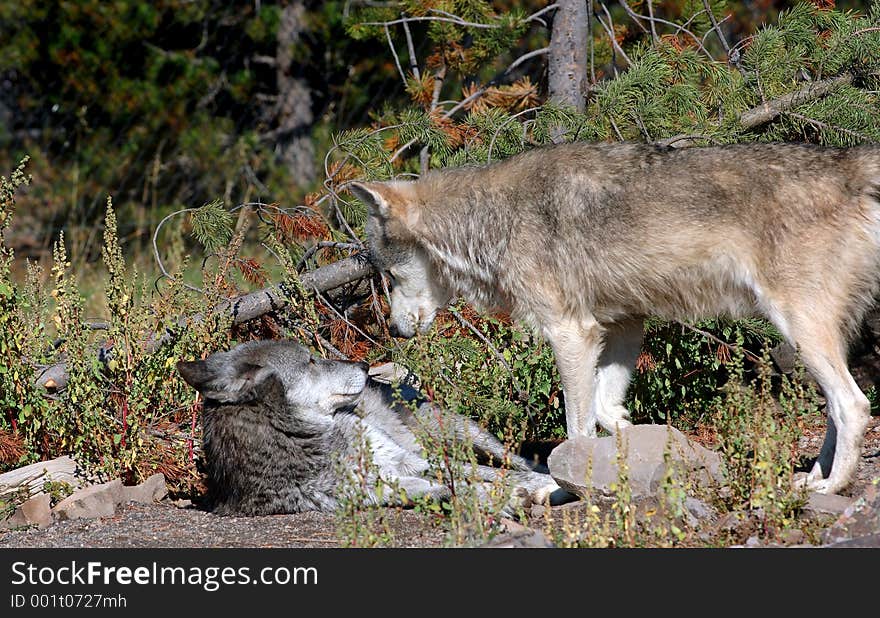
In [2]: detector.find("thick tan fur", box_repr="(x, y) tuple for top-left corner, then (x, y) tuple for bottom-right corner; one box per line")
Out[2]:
(353, 142), (880, 494)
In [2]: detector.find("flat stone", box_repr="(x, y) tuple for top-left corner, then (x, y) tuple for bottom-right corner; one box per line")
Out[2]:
(770, 343), (797, 374)
(481, 529), (554, 548)
(824, 533), (880, 548)
(779, 528), (805, 545)
(0, 509), (28, 530)
(119, 473), (167, 505)
(52, 479), (123, 521)
(684, 496), (717, 527)
(803, 492), (854, 516)
(745, 535), (762, 547)
(548, 425), (722, 499)
(19, 494), (53, 528)
(822, 482), (880, 545)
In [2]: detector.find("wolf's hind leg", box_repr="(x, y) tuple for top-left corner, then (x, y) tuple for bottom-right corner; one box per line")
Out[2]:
(472, 465), (571, 507)
(413, 404), (532, 471)
(592, 319), (644, 434)
(542, 315), (604, 438)
(382, 476), (452, 505)
(767, 310), (869, 494)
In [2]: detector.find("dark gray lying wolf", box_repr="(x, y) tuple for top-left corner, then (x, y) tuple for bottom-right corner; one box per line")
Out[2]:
(351, 141), (880, 494)
(177, 340), (560, 516)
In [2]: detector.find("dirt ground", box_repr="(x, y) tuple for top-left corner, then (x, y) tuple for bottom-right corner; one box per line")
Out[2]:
(2, 414), (878, 549)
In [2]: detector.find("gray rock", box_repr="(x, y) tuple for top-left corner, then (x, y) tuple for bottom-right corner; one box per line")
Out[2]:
(717, 510), (747, 532)
(779, 528), (805, 545)
(0, 508), (28, 530)
(745, 535), (762, 547)
(824, 533), (880, 548)
(19, 494), (53, 528)
(481, 528), (554, 548)
(118, 473), (167, 505)
(803, 491), (854, 516)
(770, 343), (798, 374)
(821, 482), (880, 545)
(47, 474), (168, 523)
(1, 494), (54, 530)
(52, 479), (123, 521)
(548, 425), (722, 499)
(684, 496), (717, 528)
(769, 344), (821, 392)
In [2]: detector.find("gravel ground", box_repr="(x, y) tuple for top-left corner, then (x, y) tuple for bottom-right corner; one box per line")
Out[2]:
(0, 502), (446, 548)
(2, 416), (878, 549)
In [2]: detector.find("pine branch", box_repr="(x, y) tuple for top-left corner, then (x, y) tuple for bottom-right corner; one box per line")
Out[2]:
(738, 72), (854, 130)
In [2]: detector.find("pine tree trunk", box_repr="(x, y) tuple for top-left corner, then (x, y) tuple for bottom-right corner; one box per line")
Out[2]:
(275, 2), (316, 186)
(548, 0), (589, 112)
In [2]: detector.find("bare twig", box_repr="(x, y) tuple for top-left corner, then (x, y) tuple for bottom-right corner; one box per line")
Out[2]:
(646, 0), (659, 43)
(384, 25), (407, 84)
(439, 47), (549, 122)
(507, 46), (551, 75)
(359, 15), (498, 30)
(783, 110), (875, 143)
(656, 133), (721, 148)
(420, 63), (447, 174)
(853, 26), (880, 37)
(152, 208), (203, 293)
(313, 288), (385, 351)
(596, 3), (631, 66)
(390, 137), (419, 163)
(609, 116), (625, 141)
(526, 2), (559, 26)
(677, 321), (762, 364)
(701, 0), (731, 53)
(618, 0), (648, 33)
(296, 241), (361, 272)
(448, 307), (527, 402)
(329, 192), (361, 242)
(621, 6), (714, 60)
(487, 106), (542, 162)
(400, 15), (420, 81)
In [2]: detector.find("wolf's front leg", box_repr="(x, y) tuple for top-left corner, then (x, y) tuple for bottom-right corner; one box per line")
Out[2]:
(385, 477), (452, 505)
(543, 316), (604, 438)
(591, 319), (644, 434)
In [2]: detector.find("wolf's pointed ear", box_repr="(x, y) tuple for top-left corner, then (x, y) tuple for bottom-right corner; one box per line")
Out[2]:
(349, 182), (390, 218)
(349, 181), (420, 230)
(177, 358), (268, 403)
(176, 359), (212, 390)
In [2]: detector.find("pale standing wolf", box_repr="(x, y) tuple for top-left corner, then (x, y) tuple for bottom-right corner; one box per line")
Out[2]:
(177, 340), (560, 516)
(352, 142), (880, 494)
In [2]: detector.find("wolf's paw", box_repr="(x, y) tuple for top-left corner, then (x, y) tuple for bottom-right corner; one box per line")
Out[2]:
(596, 405), (632, 434)
(792, 468), (840, 495)
(499, 487), (532, 518)
(530, 481), (561, 506)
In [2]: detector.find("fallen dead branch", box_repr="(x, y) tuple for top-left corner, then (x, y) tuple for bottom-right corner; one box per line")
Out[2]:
(34, 255), (375, 391)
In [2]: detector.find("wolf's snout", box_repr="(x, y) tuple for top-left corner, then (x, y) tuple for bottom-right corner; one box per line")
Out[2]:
(388, 322), (415, 338)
